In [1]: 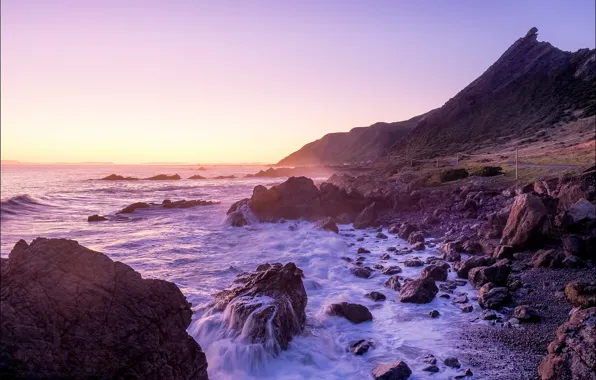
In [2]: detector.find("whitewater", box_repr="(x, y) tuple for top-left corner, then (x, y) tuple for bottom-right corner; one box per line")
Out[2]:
(1, 164), (480, 380)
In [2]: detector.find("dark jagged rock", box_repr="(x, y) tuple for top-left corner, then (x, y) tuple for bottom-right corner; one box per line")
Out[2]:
(315, 217), (339, 233)
(351, 339), (373, 355)
(351, 266), (373, 279)
(162, 199), (219, 209)
(211, 262), (307, 351)
(372, 360), (412, 380)
(501, 194), (550, 248)
(478, 283), (509, 309)
(384, 276), (401, 290)
(404, 258), (424, 267)
(87, 214), (107, 222)
(145, 174), (181, 180)
(353, 202), (378, 229)
(397, 223), (417, 240)
(407, 231), (424, 244)
(411, 241), (425, 251)
(532, 249), (566, 268)
(444, 357), (461, 368)
(188, 174), (206, 179)
(327, 302), (372, 324)
(0, 238), (208, 379)
(399, 277), (438, 303)
(454, 256), (491, 279)
(357, 247), (371, 254)
(228, 211), (249, 227)
(468, 259), (511, 288)
(119, 201), (150, 214)
(100, 174), (139, 180)
(538, 307), (596, 379)
(421, 261), (449, 282)
(365, 291), (386, 302)
(382, 266), (402, 275)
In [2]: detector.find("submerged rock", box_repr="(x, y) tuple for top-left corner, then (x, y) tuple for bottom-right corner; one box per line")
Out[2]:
(0, 238), (208, 379)
(328, 302), (373, 324)
(87, 214), (107, 222)
(351, 339), (374, 355)
(211, 262), (307, 351)
(119, 202), (150, 213)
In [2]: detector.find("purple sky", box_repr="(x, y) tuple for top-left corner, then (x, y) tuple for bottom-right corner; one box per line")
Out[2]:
(2, 0), (595, 163)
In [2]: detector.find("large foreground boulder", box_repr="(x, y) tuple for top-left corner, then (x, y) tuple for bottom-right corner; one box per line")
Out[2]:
(0, 238), (208, 379)
(211, 262), (307, 352)
(501, 194), (550, 248)
(538, 307), (596, 380)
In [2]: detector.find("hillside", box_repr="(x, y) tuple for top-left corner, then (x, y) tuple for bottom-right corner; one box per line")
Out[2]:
(277, 28), (595, 165)
(277, 113), (430, 166)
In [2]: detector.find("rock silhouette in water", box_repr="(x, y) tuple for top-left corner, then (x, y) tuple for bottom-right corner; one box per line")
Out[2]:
(0, 238), (208, 379)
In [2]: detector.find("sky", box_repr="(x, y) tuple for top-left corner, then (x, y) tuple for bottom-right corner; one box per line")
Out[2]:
(1, 0), (595, 164)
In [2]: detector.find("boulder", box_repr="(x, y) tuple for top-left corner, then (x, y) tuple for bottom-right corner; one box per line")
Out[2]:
(455, 256), (491, 279)
(365, 291), (386, 302)
(87, 214), (107, 222)
(538, 307), (596, 379)
(373, 360), (412, 380)
(565, 281), (596, 308)
(408, 231), (424, 244)
(468, 259), (510, 288)
(421, 261), (449, 282)
(493, 245), (515, 260)
(228, 211), (249, 227)
(440, 241), (464, 262)
(248, 177), (323, 221)
(411, 242), (425, 251)
(351, 339), (373, 355)
(478, 283), (509, 309)
(512, 305), (541, 322)
(353, 202), (378, 229)
(501, 194), (550, 248)
(211, 262), (307, 351)
(0, 238), (208, 379)
(145, 174), (181, 180)
(564, 198), (596, 225)
(100, 174), (138, 180)
(315, 217), (339, 233)
(404, 258), (424, 267)
(351, 266), (373, 279)
(328, 302), (373, 324)
(532, 249), (565, 268)
(382, 266), (402, 275)
(399, 277), (438, 303)
(397, 223), (418, 240)
(444, 357), (461, 368)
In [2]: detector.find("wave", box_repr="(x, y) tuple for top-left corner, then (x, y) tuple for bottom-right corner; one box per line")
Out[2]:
(1, 194), (51, 219)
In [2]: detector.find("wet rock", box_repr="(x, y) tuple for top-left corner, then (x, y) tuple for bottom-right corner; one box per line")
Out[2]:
(468, 259), (511, 288)
(358, 247), (371, 254)
(228, 211), (249, 227)
(411, 242), (425, 251)
(380, 253), (391, 260)
(384, 276), (401, 291)
(0, 238), (208, 379)
(377, 232), (388, 239)
(440, 241), (462, 262)
(387, 246), (397, 252)
(454, 368), (474, 378)
(328, 302), (373, 324)
(564, 281), (596, 308)
(399, 277), (438, 303)
(351, 339), (373, 355)
(429, 310), (440, 318)
(421, 262), (449, 282)
(212, 262), (307, 351)
(532, 249), (565, 268)
(537, 307), (596, 380)
(397, 223), (417, 240)
(87, 214), (107, 222)
(500, 194), (550, 248)
(357, 237), (365, 242)
(452, 294), (468, 304)
(454, 256), (490, 278)
(422, 353), (437, 364)
(444, 357), (461, 368)
(512, 305), (541, 322)
(423, 365), (440, 372)
(366, 291), (386, 302)
(146, 174), (181, 180)
(162, 199), (219, 209)
(407, 231), (424, 244)
(315, 217), (339, 233)
(372, 360), (412, 380)
(382, 266), (402, 275)
(351, 266), (373, 279)
(119, 201), (150, 214)
(354, 203), (378, 229)
(478, 283), (509, 309)
(479, 310), (498, 320)
(404, 258), (424, 267)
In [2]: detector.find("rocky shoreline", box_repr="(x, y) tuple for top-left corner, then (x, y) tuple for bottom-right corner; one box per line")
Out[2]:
(1, 165), (594, 379)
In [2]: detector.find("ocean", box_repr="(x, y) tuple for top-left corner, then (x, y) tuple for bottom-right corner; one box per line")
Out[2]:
(1, 164), (477, 380)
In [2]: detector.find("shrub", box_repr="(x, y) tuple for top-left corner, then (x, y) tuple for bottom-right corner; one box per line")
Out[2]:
(440, 168), (469, 182)
(471, 166), (503, 177)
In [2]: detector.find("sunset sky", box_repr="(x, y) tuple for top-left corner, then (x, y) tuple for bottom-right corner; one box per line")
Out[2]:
(2, 0), (595, 164)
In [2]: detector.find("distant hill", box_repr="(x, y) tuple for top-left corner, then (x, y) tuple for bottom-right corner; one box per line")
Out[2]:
(277, 28), (595, 165)
(394, 27), (596, 158)
(277, 113), (430, 166)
